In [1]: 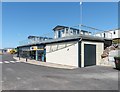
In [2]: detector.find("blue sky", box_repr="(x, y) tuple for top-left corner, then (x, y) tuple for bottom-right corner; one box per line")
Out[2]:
(2, 2), (118, 48)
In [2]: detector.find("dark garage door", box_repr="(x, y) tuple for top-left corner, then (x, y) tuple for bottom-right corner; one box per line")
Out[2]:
(84, 44), (96, 67)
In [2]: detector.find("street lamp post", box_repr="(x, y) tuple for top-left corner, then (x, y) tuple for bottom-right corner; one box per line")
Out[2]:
(67, 2), (83, 36)
(80, 1), (82, 35)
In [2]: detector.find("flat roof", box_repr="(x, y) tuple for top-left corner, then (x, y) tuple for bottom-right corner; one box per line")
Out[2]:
(28, 36), (53, 39)
(18, 35), (112, 48)
(42, 35), (107, 44)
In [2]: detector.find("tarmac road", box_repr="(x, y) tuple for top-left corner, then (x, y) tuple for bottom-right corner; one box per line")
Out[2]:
(1, 54), (16, 61)
(1, 54), (119, 90)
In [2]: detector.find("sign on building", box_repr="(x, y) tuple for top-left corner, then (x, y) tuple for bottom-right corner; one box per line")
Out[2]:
(30, 46), (38, 50)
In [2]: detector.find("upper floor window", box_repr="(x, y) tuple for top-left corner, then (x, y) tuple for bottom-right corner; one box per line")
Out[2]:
(104, 33), (105, 38)
(83, 32), (86, 35)
(114, 31), (116, 34)
(66, 29), (68, 34)
(58, 31), (61, 38)
(62, 30), (64, 34)
(73, 30), (76, 35)
(66, 28), (68, 31)
(77, 30), (79, 34)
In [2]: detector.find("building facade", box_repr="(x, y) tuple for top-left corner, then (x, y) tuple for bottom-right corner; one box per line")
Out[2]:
(45, 35), (104, 67)
(17, 36), (52, 61)
(95, 29), (120, 39)
(17, 25), (112, 67)
(53, 25), (91, 39)
(28, 36), (52, 43)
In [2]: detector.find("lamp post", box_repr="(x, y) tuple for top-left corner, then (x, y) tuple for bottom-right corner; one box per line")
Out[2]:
(69, 1), (83, 35)
(79, 1), (82, 35)
(67, 2), (83, 36)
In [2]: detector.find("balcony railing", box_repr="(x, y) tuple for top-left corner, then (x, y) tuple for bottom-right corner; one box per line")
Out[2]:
(19, 25), (117, 46)
(19, 33), (54, 46)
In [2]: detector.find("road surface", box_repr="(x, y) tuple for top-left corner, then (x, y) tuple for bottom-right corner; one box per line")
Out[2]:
(0, 54), (119, 90)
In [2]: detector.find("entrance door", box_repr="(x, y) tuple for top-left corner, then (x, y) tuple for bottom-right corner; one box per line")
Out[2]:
(84, 44), (96, 67)
(30, 51), (36, 60)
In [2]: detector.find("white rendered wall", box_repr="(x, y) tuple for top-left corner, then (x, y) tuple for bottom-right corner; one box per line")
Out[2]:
(46, 41), (78, 67)
(54, 31), (58, 39)
(95, 29), (120, 39)
(81, 41), (104, 67)
(108, 30), (119, 39)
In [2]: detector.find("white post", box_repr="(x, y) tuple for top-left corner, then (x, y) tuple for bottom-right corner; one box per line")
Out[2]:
(80, 1), (82, 35)
(68, 27), (71, 36)
(111, 33), (112, 38)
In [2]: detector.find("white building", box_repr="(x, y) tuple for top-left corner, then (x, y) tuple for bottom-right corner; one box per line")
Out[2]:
(95, 29), (120, 39)
(17, 25), (112, 67)
(44, 25), (111, 67)
(45, 35), (105, 67)
(53, 25), (91, 39)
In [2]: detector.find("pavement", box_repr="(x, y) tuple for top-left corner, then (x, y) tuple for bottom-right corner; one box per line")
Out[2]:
(1, 54), (119, 90)
(13, 56), (77, 69)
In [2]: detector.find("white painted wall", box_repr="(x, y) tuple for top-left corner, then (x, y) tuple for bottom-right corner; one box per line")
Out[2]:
(46, 41), (79, 67)
(54, 31), (58, 39)
(46, 40), (104, 67)
(81, 41), (104, 67)
(109, 30), (119, 38)
(95, 29), (120, 39)
(60, 29), (74, 37)
(54, 28), (92, 39)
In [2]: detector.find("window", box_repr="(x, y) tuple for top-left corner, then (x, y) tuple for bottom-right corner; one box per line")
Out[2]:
(66, 28), (68, 31)
(83, 32), (85, 35)
(104, 33), (105, 38)
(62, 30), (64, 34)
(73, 30), (76, 35)
(66, 29), (68, 34)
(77, 30), (79, 34)
(58, 31), (61, 38)
(114, 31), (116, 34)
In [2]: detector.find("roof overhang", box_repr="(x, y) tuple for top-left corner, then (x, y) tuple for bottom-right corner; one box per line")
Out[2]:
(18, 35), (111, 48)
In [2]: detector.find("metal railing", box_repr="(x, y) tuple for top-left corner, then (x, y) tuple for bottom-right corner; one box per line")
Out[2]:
(19, 33), (54, 46)
(19, 25), (115, 46)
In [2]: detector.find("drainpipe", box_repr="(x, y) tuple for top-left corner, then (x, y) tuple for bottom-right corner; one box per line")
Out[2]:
(78, 38), (82, 68)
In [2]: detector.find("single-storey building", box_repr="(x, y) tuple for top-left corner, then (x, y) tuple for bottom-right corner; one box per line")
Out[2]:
(45, 35), (105, 67)
(17, 44), (46, 61)
(17, 25), (112, 67)
(17, 36), (52, 61)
